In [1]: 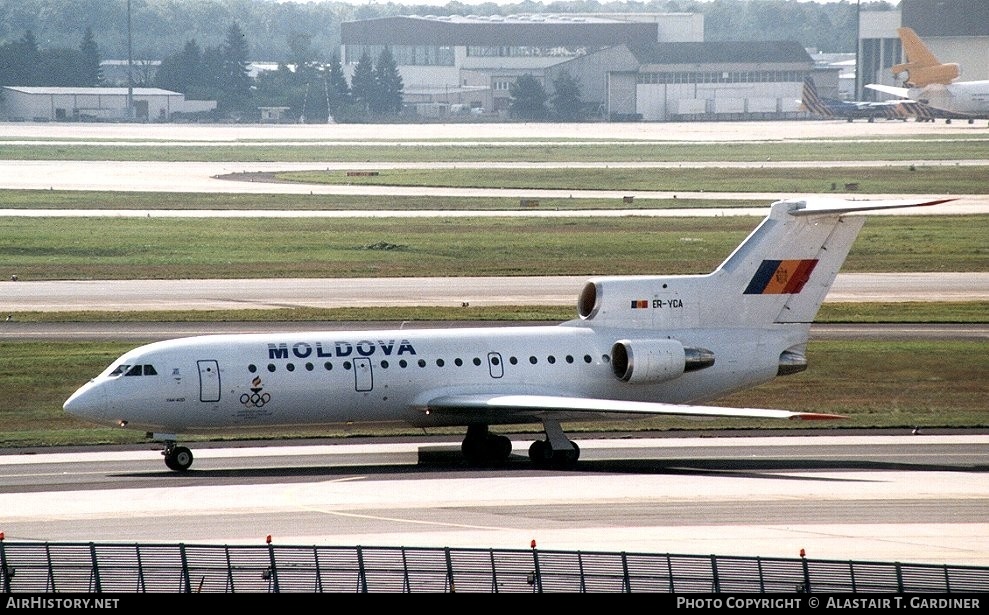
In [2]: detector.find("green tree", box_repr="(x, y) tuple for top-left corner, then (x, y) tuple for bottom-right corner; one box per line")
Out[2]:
(254, 63), (306, 122)
(217, 22), (253, 117)
(5, 31), (42, 85)
(79, 27), (102, 86)
(509, 74), (548, 121)
(371, 47), (403, 115)
(349, 51), (375, 116)
(39, 47), (85, 86)
(155, 40), (210, 99)
(325, 52), (350, 116)
(550, 71), (584, 121)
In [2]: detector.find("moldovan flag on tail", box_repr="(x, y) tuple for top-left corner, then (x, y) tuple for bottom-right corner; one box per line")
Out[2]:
(744, 259), (819, 294)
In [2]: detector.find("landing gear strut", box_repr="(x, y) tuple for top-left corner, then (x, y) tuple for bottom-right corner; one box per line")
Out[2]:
(461, 424), (513, 466)
(162, 441), (194, 471)
(528, 419), (580, 468)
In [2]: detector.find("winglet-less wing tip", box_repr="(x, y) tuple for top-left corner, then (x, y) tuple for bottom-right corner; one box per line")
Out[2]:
(789, 412), (847, 421)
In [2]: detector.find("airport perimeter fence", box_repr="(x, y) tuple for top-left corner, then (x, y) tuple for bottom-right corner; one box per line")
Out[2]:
(1, 541), (986, 594)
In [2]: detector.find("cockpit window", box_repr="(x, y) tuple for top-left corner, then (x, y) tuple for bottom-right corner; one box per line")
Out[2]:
(109, 364), (158, 377)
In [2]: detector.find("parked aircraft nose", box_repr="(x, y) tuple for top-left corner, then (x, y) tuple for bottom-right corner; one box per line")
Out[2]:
(63, 381), (108, 423)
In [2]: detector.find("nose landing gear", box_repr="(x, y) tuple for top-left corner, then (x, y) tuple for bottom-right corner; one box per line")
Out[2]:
(162, 441), (194, 471)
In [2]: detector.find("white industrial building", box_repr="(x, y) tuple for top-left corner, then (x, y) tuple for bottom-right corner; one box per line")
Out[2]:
(0, 87), (216, 122)
(340, 13), (814, 121)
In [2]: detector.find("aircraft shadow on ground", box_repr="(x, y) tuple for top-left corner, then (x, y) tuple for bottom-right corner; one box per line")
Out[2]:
(115, 453), (987, 485)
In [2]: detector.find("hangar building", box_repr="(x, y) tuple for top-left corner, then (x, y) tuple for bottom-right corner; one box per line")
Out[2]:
(0, 86), (216, 122)
(339, 13), (817, 120)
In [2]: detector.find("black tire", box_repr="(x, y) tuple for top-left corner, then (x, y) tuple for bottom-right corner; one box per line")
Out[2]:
(165, 446), (194, 471)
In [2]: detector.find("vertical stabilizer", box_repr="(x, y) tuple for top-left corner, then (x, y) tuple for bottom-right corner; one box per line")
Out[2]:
(575, 198), (952, 332)
(709, 198), (952, 326)
(800, 77), (834, 118)
(892, 27), (960, 86)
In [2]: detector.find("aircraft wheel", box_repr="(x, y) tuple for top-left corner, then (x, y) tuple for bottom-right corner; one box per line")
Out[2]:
(565, 441), (580, 463)
(494, 434), (513, 459)
(462, 433), (511, 466)
(530, 440), (580, 468)
(164, 446), (194, 471)
(528, 439), (552, 466)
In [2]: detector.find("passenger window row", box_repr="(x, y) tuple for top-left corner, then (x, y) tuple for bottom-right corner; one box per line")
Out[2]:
(247, 353), (601, 374)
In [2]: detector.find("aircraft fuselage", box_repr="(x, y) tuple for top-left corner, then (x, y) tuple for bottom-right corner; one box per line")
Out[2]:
(64, 322), (801, 435)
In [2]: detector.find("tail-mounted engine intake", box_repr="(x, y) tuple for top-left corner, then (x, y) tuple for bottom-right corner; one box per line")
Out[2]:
(611, 339), (715, 384)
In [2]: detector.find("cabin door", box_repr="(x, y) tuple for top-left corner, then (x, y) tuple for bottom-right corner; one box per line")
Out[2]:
(353, 358), (373, 392)
(197, 360), (221, 403)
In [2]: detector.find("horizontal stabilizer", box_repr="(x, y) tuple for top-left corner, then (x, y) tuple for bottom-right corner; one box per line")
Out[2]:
(424, 394), (845, 422)
(787, 197), (956, 217)
(866, 83), (910, 98)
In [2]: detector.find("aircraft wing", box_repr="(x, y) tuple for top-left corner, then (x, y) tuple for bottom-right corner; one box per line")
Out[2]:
(423, 394), (844, 422)
(866, 84), (910, 98)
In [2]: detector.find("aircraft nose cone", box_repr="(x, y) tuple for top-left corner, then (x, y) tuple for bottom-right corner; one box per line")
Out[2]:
(63, 381), (106, 422)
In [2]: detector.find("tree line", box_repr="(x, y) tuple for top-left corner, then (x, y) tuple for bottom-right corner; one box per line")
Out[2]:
(0, 21), (405, 123)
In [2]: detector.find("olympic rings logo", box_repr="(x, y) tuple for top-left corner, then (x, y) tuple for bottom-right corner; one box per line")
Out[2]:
(241, 391), (271, 407)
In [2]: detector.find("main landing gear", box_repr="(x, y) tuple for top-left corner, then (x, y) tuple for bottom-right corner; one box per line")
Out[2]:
(461, 424), (513, 466)
(460, 419), (581, 468)
(527, 419), (580, 468)
(162, 441), (194, 471)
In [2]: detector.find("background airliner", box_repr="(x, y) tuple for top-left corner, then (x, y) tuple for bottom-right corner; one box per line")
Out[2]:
(799, 76), (917, 122)
(63, 197), (951, 471)
(867, 27), (989, 123)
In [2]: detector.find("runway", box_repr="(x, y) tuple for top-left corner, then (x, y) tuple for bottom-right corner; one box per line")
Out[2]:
(2, 434), (987, 566)
(3, 272), (987, 312)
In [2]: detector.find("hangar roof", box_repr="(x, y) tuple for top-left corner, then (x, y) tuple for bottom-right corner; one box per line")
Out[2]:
(341, 15), (657, 47)
(4, 87), (182, 96)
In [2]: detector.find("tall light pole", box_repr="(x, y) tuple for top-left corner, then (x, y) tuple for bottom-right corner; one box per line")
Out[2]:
(127, 0), (134, 119)
(854, 0), (861, 101)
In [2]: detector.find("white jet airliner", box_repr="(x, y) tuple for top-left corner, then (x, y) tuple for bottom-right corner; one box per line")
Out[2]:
(63, 197), (951, 471)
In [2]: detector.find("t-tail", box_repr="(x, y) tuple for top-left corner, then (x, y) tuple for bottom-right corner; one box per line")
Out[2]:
(574, 198), (954, 332)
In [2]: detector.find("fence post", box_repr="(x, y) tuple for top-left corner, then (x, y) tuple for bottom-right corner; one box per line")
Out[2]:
(489, 549), (499, 593)
(445, 547), (455, 593)
(89, 543), (102, 593)
(266, 540), (280, 593)
(622, 552), (632, 593)
(800, 551), (811, 594)
(45, 544), (55, 593)
(577, 551), (586, 593)
(178, 543), (191, 593)
(0, 538), (9, 593)
(895, 562), (904, 593)
(710, 554), (720, 593)
(356, 546), (368, 593)
(666, 554), (675, 592)
(531, 546), (542, 593)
